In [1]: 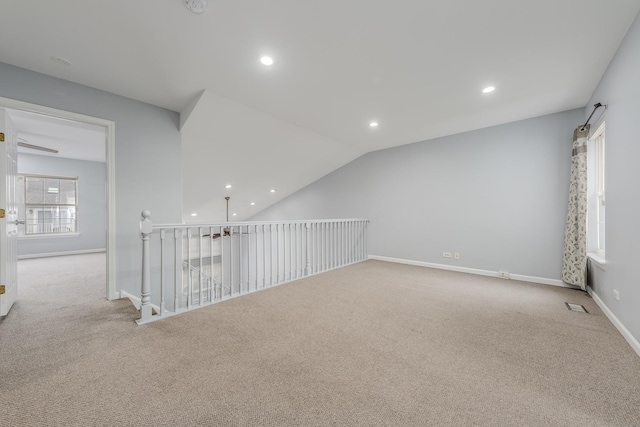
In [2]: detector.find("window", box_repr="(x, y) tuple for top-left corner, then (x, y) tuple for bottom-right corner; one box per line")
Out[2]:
(22, 175), (78, 235)
(588, 122), (605, 258)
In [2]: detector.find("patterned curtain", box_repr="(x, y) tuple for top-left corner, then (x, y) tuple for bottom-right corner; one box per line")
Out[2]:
(561, 125), (589, 289)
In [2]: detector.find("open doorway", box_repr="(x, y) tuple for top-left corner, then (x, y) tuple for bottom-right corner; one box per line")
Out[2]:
(0, 97), (116, 302)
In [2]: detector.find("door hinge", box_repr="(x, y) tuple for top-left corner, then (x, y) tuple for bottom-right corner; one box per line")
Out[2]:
(0, 209), (5, 219)
(0, 285), (5, 295)
(0, 132), (4, 142)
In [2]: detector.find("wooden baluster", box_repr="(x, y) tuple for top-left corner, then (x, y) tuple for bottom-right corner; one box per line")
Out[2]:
(348, 221), (353, 264)
(198, 227), (203, 305)
(333, 222), (336, 268)
(320, 223), (324, 271)
(312, 223), (316, 274)
(160, 228), (165, 316)
(219, 226), (223, 298)
(365, 220), (369, 260)
(294, 223), (298, 278)
(358, 221), (361, 261)
(276, 224), (280, 284)
(339, 222), (343, 267)
(229, 227), (233, 297)
(187, 228), (193, 308)
(255, 225), (259, 290)
(262, 224), (266, 288)
(239, 225), (243, 294)
(209, 226), (214, 302)
(270, 224), (274, 286)
(174, 228), (180, 311)
(305, 223), (311, 276)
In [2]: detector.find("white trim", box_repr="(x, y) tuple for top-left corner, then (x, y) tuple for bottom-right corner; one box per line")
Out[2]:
(588, 286), (640, 359)
(161, 218), (370, 229)
(19, 172), (80, 180)
(509, 273), (574, 288)
(587, 253), (607, 270)
(106, 121), (116, 300)
(120, 289), (141, 308)
(0, 96), (117, 301)
(370, 254), (496, 276)
(20, 233), (81, 239)
(18, 248), (106, 260)
(368, 255), (572, 288)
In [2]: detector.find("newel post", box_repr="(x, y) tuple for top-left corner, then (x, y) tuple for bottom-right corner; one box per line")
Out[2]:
(138, 210), (153, 324)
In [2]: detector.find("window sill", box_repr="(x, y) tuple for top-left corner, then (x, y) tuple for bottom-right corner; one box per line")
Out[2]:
(20, 233), (81, 240)
(587, 253), (606, 270)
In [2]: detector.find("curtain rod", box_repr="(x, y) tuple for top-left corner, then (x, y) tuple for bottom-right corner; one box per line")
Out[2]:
(579, 102), (606, 131)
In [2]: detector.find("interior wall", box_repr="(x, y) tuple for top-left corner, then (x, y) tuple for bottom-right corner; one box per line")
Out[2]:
(585, 10), (640, 343)
(0, 62), (182, 298)
(252, 108), (584, 281)
(17, 153), (106, 257)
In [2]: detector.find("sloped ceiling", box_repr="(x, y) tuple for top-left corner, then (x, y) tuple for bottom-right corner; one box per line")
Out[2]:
(181, 91), (361, 221)
(1, 0), (639, 221)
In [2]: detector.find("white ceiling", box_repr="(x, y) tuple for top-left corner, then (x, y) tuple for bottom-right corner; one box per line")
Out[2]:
(1, 0), (638, 220)
(9, 110), (106, 163)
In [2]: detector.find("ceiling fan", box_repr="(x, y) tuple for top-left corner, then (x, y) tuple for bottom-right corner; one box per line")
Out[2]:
(17, 137), (58, 154)
(202, 197), (249, 239)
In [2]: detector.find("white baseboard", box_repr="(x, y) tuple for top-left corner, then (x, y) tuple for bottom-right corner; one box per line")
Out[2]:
(587, 286), (640, 359)
(510, 273), (575, 289)
(120, 289), (160, 314)
(368, 255), (571, 288)
(120, 290), (141, 309)
(18, 248), (106, 260)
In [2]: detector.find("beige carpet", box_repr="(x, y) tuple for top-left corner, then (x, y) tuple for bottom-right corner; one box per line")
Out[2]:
(1, 254), (639, 426)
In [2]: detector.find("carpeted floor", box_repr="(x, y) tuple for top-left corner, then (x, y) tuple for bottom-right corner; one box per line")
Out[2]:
(1, 254), (639, 426)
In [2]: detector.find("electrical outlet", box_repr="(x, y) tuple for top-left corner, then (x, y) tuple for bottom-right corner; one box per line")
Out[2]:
(454, 252), (460, 260)
(613, 289), (620, 301)
(442, 252), (451, 258)
(498, 271), (510, 279)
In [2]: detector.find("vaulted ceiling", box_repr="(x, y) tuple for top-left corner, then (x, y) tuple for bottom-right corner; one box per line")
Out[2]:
(1, 1), (639, 221)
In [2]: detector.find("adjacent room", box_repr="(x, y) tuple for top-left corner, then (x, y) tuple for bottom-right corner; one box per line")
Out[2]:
(1, 1), (639, 425)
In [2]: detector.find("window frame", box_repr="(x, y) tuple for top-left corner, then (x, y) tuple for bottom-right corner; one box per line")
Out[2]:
(588, 120), (606, 260)
(21, 173), (79, 237)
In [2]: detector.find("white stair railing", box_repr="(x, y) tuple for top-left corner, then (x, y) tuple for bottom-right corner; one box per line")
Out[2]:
(137, 212), (369, 324)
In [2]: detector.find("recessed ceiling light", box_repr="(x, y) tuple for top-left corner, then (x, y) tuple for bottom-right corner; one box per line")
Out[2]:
(260, 56), (274, 66)
(191, 213), (197, 217)
(50, 56), (72, 67)
(225, 184), (232, 189)
(482, 86), (496, 94)
(183, 0), (208, 14)
(232, 213), (237, 216)
(270, 189), (276, 193)
(250, 202), (256, 206)
(369, 122), (379, 127)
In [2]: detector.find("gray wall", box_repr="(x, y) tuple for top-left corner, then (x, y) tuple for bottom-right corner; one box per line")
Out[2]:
(585, 11), (640, 342)
(253, 108), (584, 280)
(0, 62), (182, 297)
(17, 153), (106, 257)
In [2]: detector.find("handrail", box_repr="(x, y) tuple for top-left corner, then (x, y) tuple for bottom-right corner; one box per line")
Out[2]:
(151, 218), (370, 229)
(137, 211), (369, 324)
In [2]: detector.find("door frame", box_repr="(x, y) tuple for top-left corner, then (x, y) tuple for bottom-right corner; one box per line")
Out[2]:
(0, 96), (117, 300)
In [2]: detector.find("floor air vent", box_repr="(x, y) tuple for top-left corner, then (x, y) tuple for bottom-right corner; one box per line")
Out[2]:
(565, 302), (588, 313)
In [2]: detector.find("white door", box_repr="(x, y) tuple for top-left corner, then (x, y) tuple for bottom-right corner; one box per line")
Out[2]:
(0, 108), (18, 316)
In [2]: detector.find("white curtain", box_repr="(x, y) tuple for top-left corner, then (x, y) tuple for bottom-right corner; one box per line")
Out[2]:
(561, 125), (589, 289)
